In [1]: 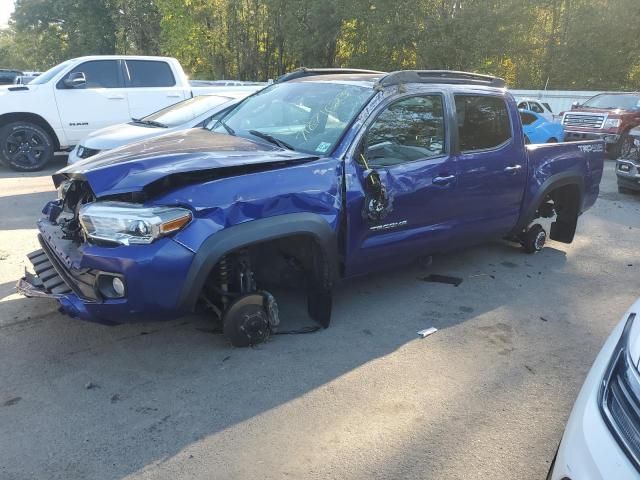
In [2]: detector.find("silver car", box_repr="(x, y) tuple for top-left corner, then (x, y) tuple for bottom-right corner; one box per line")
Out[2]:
(67, 89), (258, 164)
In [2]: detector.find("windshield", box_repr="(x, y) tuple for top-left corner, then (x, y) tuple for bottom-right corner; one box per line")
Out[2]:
(141, 95), (233, 127)
(29, 60), (74, 85)
(582, 94), (640, 110)
(211, 81), (374, 154)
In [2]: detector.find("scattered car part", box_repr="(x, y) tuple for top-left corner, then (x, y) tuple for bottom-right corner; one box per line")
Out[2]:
(417, 327), (438, 338)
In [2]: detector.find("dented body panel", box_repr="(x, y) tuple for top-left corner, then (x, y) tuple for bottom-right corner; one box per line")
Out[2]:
(19, 74), (605, 326)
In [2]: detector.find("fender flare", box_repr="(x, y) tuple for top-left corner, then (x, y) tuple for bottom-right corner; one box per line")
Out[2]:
(512, 171), (585, 234)
(178, 213), (339, 311)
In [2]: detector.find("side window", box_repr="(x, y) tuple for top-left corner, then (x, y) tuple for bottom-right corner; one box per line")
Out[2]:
(363, 95), (446, 168)
(454, 95), (511, 152)
(59, 60), (120, 89)
(530, 102), (544, 114)
(126, 60), (176, 87)
(520, 111), (538, 126)
(517, 101), (527, 110)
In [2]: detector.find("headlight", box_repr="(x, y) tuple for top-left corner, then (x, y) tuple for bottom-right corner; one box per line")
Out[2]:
(604, 118), (622, 129)
(79, 201), (192, 245)
(599, 312), (640, 470)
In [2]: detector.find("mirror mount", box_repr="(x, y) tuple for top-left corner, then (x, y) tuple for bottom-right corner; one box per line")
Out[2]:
(571, 101), (581, 109)
(362, 168), (390, 224)
(63, 72), (87, 89)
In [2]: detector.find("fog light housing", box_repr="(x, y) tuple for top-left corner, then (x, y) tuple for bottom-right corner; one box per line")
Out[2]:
(97, 274), (126, 299)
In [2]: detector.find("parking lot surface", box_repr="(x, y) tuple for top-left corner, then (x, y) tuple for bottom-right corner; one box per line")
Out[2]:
(1, 156), (638, 479)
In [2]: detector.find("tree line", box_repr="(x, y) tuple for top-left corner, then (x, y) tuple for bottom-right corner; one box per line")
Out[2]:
(1, 0), (639, 90)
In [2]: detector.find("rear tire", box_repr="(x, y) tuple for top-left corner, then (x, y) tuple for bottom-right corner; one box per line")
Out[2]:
(521, 224), (546, 254)
(0, 121), (54, 172)
(547, 137), (558, 143)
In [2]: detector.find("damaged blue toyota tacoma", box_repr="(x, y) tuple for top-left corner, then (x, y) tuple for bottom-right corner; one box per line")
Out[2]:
(17, 69), (604, 346)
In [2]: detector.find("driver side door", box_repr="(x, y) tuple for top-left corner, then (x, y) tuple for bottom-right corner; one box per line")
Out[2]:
(344, 92), (459, 276)
(54, 60), (130, 144)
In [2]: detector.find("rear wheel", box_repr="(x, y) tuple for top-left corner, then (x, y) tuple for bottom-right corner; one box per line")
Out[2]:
(0, 121), (54, 172)
(521, 224), (546, 254)
(547, 137), (558, 143)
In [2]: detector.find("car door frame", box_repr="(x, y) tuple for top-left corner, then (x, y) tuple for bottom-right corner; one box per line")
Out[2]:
(450, 91), (528, 238)
(341, 85), (461, 276)
(122, 59), (188, 119)
(54, 59), (129, 144)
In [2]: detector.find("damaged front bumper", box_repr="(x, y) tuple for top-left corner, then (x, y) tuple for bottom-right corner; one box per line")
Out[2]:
(17, 219), (197, 325)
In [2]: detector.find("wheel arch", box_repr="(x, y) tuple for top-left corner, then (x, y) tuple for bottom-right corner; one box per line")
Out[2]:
(0, 112), (61, 150)
(513, 172), (585, 241)
(178, 213), (340, 311)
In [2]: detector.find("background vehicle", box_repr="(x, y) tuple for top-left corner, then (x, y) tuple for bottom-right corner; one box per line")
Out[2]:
(519, 109), (564, 144)
(191, 80), (266, 87)
(616, 127), (640, 194)
(0, 55), (228, 172)
(517, 98), (554, 121)
(562, 92), (640, 158)
(68, 90), (257, 164)
(13, 74), (39, 85)
(548, 298), (640, 480)
(0, 69), (23, 85)
(18, 69), (604, 347)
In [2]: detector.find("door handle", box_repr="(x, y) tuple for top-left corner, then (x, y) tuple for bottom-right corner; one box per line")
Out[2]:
(504, 164), (523, 172)
(167, 93), (182, 98)
(107, 94), (125, 100)
(433, 174), (456, 185)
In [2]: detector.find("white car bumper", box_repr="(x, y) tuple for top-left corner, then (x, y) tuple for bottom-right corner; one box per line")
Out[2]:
(550, 307), (639, 479)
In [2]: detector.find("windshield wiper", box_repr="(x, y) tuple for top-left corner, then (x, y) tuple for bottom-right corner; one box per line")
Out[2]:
(212, 118), (235, 136)
(131, 118), (168, 128)
(248, 130), (295, 150)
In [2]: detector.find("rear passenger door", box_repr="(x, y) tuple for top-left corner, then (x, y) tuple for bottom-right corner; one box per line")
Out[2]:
(123, 60), (189, 119)
(452, 94), (527, 237)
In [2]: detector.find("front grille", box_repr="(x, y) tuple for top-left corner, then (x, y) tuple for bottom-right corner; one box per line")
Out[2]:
(33, 227), (100, 301)
(77, 145), (100, 159)
(26, 249), (73, 295)
(600, 314), (640, 472)
(562, 113), (605, 129)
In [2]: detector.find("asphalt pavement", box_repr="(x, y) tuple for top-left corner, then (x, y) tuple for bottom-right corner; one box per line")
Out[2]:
(1, 156), (638, 479)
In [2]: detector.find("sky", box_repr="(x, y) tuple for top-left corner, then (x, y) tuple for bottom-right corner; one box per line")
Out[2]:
(0, 0), (15, 29)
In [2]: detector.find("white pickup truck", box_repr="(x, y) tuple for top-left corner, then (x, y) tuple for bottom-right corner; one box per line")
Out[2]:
(0, 55), (231, 171)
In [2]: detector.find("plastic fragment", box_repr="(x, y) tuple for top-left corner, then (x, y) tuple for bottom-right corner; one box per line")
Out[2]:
(417, 327), (438, 339)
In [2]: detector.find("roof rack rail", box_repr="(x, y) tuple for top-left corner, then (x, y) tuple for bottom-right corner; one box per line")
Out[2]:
(275, 67), (386, 83)
(376, 70), (506, 89)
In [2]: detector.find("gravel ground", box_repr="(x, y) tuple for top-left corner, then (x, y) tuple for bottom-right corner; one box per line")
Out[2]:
(0, 156), (638, 480)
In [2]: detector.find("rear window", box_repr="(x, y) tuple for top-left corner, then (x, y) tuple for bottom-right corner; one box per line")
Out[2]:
(126, 60), (176, 88)
(455, 95), (512, 152)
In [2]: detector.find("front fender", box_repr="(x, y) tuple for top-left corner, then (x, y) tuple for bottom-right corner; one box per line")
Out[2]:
(178, 213), (339, 311)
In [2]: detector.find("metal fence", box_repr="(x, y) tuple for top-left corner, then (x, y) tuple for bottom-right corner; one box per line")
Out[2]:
(510, 89), (604, 114)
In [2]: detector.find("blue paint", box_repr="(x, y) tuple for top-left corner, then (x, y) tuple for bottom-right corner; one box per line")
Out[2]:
(28, 77), (604, 324)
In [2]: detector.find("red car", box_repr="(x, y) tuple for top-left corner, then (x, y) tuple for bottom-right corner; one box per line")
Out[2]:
(562, 92), (640, 158)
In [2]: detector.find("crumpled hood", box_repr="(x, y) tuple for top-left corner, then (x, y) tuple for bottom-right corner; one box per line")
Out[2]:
(55, 128), (319, 197)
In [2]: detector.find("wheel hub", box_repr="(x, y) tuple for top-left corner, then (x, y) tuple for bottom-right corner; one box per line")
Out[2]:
(19, 142), (32, 153)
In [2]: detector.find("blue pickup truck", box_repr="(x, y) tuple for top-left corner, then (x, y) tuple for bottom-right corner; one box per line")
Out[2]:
(18, 69), (604, 346)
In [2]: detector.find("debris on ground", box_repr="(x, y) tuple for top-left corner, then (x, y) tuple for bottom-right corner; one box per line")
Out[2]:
(417, 327), (438, 339)
(2, 397), (21, 407)
(85, 382), (98, 390)
(421, 274), (463, 287)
